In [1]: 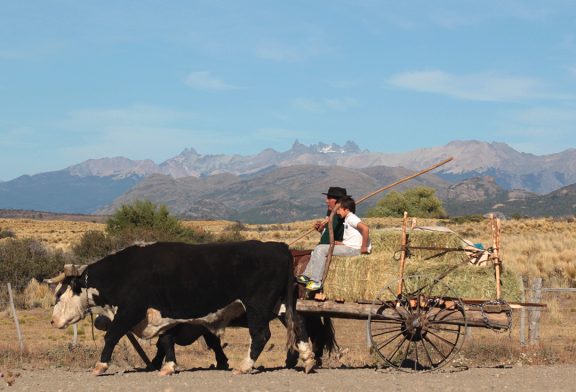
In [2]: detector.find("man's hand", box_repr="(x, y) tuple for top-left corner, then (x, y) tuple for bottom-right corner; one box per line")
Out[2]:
(314, 220), (327, 232)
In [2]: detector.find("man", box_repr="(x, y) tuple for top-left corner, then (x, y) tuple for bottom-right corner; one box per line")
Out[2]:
(315, 186), (348, 245)
(298, 196), (371, 290)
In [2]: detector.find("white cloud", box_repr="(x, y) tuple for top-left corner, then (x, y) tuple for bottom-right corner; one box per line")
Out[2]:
(292, 97), (358, 113)
(184, 71), (237, 91)
(388, 70), (574, 102)
(255, 31), (330, 62)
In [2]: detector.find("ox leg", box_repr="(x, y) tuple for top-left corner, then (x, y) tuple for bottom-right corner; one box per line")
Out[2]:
(278, 316), (298, 368)
(293, 311), (315, 373)
(157, 333), (177, 376)
(307, 316), (325, 367)
(203, 333), (229, 370)
(234, 311), (271, 374)
(149, 339), (166, 371)
(96, 307), (145, 376)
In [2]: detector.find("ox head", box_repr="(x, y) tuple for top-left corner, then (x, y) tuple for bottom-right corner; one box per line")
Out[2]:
(47, 264), (99, 329)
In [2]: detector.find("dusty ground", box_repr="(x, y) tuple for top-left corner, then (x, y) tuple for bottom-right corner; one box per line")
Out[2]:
(2, 217), (575, 390)
(3, 365), (576, 391)
(2, 310), (576, 391)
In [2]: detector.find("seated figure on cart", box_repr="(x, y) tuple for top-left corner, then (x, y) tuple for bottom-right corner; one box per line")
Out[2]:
(297, 195), (371, 291)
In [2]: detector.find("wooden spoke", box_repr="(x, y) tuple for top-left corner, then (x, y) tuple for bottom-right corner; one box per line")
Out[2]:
(368, 275), (467, 371)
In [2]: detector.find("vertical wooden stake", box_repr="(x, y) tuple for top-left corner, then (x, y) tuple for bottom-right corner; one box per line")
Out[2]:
(490, 214), (502, 299)
(397, 211), (409, 296)
(520, 276), (528, 346)
(7, 283), (24, 356)
(73, 324), (78, 346)
(528, 277), (542, 345)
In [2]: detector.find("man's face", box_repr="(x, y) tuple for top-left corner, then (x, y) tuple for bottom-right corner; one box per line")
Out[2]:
(326, 197), (338, 211)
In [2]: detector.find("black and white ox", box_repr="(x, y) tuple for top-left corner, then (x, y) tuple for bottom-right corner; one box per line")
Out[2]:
(49, 240), (315, 375)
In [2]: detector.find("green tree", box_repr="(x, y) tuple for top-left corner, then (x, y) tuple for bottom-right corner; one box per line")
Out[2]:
(367, 186), (447, 218)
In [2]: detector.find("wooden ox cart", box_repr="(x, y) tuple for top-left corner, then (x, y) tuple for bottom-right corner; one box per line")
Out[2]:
(293, 212), (544, 372)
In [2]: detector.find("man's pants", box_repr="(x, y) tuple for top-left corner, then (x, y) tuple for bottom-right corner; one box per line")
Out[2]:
(303, 244), (360, 283)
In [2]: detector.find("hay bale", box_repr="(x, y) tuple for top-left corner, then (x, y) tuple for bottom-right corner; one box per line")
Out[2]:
(323, 228), (522, 302)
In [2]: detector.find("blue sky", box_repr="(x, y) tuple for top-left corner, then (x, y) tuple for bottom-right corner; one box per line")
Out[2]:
(1, 1), (576, 181)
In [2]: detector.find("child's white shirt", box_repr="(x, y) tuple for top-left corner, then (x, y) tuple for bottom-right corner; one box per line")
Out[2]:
(342, 212), (371, 252)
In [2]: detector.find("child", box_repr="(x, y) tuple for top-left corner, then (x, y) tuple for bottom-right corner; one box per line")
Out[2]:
(297, 196), (371, 291)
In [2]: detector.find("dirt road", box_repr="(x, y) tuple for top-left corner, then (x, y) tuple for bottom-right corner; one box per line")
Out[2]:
(3, 365), (575, 392)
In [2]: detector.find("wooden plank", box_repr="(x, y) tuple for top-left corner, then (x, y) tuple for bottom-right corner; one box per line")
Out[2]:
(296, 299), (510, 329)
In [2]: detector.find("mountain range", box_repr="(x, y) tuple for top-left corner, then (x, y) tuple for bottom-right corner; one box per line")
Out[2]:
(1, 140), (575, 223)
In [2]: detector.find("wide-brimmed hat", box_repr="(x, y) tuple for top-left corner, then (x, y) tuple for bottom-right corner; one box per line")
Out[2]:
(322, 186), (349, 198)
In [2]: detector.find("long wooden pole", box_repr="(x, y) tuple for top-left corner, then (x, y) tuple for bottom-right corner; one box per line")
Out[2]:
(355, 157), (454, 204)
(289, 157), (454, 246)
(126, 332), (152, 367)
(321, 202), (340, 285)
(397, 212), (409, 296)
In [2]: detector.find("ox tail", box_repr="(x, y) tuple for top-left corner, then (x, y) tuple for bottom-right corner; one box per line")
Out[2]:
(284, 262), (300, 351)
(321, 317), (339, 354)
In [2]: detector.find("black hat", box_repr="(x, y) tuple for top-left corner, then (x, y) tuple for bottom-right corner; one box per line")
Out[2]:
(322, 186), (349, 198)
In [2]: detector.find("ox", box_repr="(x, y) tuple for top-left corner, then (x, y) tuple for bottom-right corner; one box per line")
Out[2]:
(50, 240), (315, 375)
(93, 305), (337, 374)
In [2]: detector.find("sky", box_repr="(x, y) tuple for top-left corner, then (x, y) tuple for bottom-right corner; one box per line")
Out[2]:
(1, 0), (576, 181)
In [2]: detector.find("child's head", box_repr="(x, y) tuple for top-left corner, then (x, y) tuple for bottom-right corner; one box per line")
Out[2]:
(337, 196), (356, 217)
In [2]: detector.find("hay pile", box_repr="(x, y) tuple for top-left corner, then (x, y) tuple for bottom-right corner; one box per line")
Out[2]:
(322, 229), (523, 302)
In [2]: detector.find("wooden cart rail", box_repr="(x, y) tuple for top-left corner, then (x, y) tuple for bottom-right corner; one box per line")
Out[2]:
(296, 299), (513, 329)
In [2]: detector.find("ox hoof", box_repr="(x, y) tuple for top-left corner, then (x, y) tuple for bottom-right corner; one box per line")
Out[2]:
(303, 358), (316, 374)
(158, 361), (176, 376)
(92, 362), (109, 376)
(233, 358), (255, 375)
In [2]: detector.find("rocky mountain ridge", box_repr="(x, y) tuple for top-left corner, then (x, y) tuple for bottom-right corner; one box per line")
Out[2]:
(1, 140), (575, 222)
(62, 140), (576, 194)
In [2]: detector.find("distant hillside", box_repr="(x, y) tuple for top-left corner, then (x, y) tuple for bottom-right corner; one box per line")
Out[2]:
(0, 209), (107, 223)
(444, 177), (576, 218)
(98, 165), (450, 223)
(2, 140), (576, 221)
(0, 171), (141, 214)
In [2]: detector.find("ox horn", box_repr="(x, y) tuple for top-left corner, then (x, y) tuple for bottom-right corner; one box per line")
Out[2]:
(63, 264), (88, 277)
(43, 272), (66, 284)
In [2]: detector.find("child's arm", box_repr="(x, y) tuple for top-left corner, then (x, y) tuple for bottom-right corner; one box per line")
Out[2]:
(357, 222), (370, 254)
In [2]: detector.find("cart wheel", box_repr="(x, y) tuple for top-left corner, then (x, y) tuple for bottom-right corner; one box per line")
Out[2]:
(367, 274), (467, 371)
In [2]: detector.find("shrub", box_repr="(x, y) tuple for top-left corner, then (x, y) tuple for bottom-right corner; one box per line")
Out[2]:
(215, 221), (247, 242)
(105, 200), (213, 245)
(71, 230), (116, 262)
(0, 238), (66, 291)
(367, 187), (447, 218)
(0, 229), (16, 239)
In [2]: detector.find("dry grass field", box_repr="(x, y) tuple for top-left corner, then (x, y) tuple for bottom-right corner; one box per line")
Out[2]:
(1, 215), (575, 373)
